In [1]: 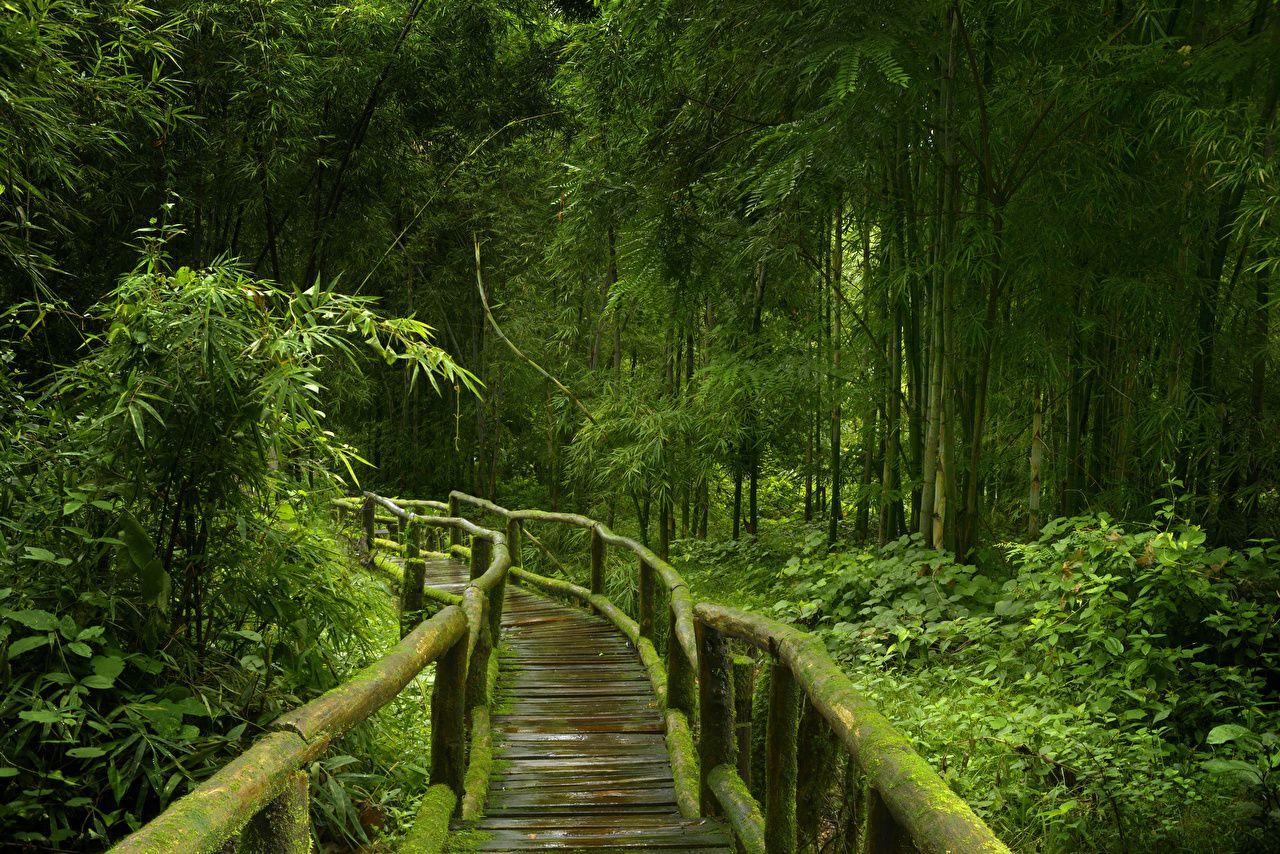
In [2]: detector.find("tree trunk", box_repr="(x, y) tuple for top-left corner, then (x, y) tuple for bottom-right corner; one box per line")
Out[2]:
(1028, 389), (1044, 539)
(829, 203), (844, 546)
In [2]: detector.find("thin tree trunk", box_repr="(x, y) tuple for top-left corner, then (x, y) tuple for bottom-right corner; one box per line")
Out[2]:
(1028, 389), (1044, 539)
(829, 203), (844, 545)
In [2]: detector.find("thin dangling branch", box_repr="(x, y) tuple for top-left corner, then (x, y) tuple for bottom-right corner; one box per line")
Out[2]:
(473, 235), (597, 425)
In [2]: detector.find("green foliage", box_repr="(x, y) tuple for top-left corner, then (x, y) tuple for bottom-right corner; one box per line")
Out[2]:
(764, 515), (1280, 850)
(0, 241), (468, 846)
(0, 0), (186, 286)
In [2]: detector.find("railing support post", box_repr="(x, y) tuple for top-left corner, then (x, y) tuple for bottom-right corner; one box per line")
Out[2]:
(697, 621), (735, 816)
(796, 701), (839, 850)
(590, 525), (605, 594)
(666, 606), (696, 716)
(448, 494), (462, 547)
(470, 536), (492, 581)
(400, 521), (425, 638)
(237, 770), (311, 853)
(638, 556), (655, 639)
(430, 634), (469, 801)
(863, 784), (906, 854)
(733, 656), (755, 788)
(506, 518), (523, 568)
(465, 589), (493, 711)
(361, 495), (375, 555)
(764, 661), (800, 854)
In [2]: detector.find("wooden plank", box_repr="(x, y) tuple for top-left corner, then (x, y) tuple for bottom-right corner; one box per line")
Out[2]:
(462, 569), (731, 852)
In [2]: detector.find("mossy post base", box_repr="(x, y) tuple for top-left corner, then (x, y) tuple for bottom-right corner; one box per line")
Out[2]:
(697, 621), (735, 816)
(764, 661), (800, 854)
(430, 634), (468, 801)
(733, 656), (756, 788)
(400, 785), (456, 853)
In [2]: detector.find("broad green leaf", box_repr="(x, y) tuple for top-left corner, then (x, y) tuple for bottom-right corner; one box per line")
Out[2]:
(19, 709), (62, 724)
(7, 635), (51, 658)
(3, 609), (58, 631)
(91, 655), (125, 680)
(66, 747), (106, 759)
(118, 513), (170, 609)
(1206, 724), (1252, 745)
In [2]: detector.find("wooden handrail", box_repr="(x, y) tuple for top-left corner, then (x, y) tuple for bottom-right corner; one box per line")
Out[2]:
(441, 491), (1010, 854)
(114, 497), (512, 854)
(449, 491), (699, 678)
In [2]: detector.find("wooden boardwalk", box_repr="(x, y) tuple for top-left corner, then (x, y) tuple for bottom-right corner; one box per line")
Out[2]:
(421, 558), (731, 852)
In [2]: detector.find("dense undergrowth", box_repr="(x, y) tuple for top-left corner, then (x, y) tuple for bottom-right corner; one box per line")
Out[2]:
(0, 249), (460, 849)
(674, 510), (1280, 853)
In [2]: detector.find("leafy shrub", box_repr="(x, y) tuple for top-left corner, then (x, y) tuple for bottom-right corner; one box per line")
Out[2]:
(0, 245), (470, 847)
(770, 514), (1280, 852)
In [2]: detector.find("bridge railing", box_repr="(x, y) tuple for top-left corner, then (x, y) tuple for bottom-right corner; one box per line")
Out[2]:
(448, 490), (1010, 854)
(110, 495), (510, 854)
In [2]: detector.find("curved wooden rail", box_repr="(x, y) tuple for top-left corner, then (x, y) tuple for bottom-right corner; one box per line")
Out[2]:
(111, 496), (510, 854)
(448, 491), (1010, 854)
(112, 489), (1008, 854)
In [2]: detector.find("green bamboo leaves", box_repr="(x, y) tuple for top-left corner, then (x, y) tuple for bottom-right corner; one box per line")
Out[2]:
(118, 513), (170, 611)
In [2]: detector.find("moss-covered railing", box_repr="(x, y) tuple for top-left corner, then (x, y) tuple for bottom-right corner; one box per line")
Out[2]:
(110, 495), (510, 854)
(447, 490), (1010, 854)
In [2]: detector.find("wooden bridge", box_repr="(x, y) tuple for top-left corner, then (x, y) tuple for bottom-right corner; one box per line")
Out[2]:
(111, 492), (1011, 854)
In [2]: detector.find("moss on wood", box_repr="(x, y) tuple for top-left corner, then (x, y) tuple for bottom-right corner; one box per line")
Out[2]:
(109, 731), (322, 854)
(460, 705), (492, 821)
(665, 708), (701, 819)
(400, 784), (456, 853)
(237, 771), (311, 854)
(708, 763), (766, 854)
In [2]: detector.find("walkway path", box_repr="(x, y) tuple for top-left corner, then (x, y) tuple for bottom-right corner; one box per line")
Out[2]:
(420, 558), (731, 852)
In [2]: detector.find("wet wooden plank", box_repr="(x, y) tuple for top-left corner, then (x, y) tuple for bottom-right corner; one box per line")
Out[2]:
(431, 556), (731, 851)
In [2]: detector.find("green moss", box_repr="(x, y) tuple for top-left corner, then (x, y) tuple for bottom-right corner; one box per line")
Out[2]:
(441, 828), (492, 853)
(399, 785), (456, 853)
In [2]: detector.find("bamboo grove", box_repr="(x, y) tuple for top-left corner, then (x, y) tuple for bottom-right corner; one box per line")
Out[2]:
(3, 0), (1280, 850)
(4, 1), (1276, 552)
(436, 0), (1280, 556)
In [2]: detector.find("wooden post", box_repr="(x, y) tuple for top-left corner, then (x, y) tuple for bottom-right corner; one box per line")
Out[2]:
(361, 496), (375, 555)
(666, 606), (696, 716)
(697, 621), (736, 816)
(236, 771), (311, 853)
(590, 526), (605, 594)
(638, 556), (655, 639)
(862, 785), (906, 854)
(470, 536), (492, 581)
(764, 661), (801, 854)
(448, 495), (462, 547)
(506, 518), (523, 568)
(733, 657), (755, 788)
(430, 635), (469, 800)
(405, 520), (421, 561)
(465, 591), (493, 712)
(401, 522), (425, 638)
(796, 701), (838, 850)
